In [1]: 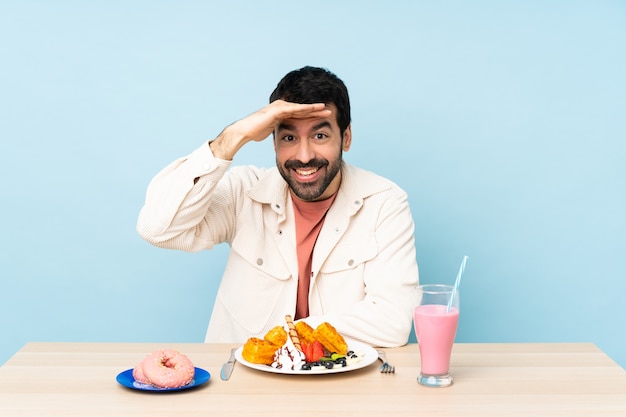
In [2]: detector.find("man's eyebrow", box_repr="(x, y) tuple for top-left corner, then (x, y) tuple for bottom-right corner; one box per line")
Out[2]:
(277, 120), (332, 132)
(277, 122), (295, 132)
(312, 121), (332, 131)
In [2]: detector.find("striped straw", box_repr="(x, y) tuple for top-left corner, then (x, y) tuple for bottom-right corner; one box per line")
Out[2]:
(447, 255), (468, 312)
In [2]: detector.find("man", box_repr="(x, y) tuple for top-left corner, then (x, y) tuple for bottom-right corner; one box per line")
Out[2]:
(137, 66), (419, 347)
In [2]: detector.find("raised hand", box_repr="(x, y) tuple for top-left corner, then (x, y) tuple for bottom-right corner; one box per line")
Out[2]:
(210, 100), (331, 160)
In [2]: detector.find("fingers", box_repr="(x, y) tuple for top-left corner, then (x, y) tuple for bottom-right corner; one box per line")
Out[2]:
(269, 100), (332, 120)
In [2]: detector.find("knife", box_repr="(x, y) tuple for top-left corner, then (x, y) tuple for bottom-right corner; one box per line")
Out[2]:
(220, 348), (237, 381)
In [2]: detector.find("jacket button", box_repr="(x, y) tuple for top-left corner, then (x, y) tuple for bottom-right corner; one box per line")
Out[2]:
(256, 258), (263, 266)
(348, 259), (354, 266)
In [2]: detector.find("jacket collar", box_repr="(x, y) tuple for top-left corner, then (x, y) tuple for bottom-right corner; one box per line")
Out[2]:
(248, 162), (392, 217)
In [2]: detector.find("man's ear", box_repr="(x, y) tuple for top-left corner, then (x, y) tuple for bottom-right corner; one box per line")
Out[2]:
(342, 124), (352, 151)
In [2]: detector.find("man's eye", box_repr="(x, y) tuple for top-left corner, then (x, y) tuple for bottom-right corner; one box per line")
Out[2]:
(282, 135), (295, 142)
(314, 133), (327, 140)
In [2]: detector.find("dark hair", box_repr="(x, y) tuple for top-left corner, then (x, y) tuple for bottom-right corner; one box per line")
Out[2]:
(269, 66), (351, 135)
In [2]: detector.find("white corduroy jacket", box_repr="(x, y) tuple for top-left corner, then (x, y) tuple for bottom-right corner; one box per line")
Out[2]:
(137, 143), (419, 347)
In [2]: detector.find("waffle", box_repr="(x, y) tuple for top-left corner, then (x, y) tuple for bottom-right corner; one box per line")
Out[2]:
(313, 322), (348, 355)
(242, 337), (280, 365)
(294, 321), (317, 345)
(264, 325), (288, 347)
(242, 325), (287, 364)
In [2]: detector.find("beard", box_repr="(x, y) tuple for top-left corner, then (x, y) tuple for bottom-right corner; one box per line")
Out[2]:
(277, 151), (343, 202)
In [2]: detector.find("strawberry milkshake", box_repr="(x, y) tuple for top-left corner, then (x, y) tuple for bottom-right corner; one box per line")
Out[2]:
(414, 284), (459, 387)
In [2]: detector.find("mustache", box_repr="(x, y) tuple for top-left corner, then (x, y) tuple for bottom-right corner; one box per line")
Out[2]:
(284, 159), (328, 170)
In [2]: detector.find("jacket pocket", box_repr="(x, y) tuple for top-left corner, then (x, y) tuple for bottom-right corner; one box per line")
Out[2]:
(315, 236), (378, 306)
(217, 225), (293, 334)
(319, 235), (378, 273)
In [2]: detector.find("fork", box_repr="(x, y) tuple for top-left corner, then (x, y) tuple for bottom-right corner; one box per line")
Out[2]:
(377, 349), (395, 373)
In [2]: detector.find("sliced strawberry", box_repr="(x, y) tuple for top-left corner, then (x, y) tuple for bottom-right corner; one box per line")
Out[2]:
(311, 341), (325, 362)
(301, 342), (313, 362)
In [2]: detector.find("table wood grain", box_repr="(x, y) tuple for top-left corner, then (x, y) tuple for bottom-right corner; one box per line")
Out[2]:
(1, 342), (625, 416)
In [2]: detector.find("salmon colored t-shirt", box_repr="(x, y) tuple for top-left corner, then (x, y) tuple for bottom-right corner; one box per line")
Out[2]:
(291, 192), (337, 320)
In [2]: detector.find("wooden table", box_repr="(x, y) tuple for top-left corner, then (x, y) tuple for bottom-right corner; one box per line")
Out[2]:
(1, 342), (625, 416)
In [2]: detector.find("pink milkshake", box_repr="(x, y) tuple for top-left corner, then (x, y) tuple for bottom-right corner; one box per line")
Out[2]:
(414, 304), (459, 375)
(414, 284), (459, 387)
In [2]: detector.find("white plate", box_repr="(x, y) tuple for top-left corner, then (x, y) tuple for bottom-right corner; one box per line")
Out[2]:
(234, 339), (378, 375)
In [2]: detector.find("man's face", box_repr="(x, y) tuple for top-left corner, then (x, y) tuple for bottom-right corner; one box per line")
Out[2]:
(274, 104), (352, 202)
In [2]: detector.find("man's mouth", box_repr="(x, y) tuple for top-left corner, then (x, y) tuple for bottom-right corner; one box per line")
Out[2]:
(294, 167), (320, 177)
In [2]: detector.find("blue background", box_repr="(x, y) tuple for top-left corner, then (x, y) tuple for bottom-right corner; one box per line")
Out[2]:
(1, 1), (625, 368)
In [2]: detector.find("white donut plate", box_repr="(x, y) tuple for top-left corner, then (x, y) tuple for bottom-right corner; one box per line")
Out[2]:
(234, 339), (378, 375)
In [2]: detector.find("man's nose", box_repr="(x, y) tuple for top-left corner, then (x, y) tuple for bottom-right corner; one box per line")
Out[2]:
(294, 139), (315, 163)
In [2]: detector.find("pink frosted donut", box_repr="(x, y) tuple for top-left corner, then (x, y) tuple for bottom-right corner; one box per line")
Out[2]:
(138, 349), (195, 388)
(132, 360), (151, 384)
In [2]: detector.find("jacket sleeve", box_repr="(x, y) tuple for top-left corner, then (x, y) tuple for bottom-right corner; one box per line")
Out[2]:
(136, 142), (237, 252)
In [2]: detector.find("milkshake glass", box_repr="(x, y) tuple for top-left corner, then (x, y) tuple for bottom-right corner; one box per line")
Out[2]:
(414, 284), (459, 387)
